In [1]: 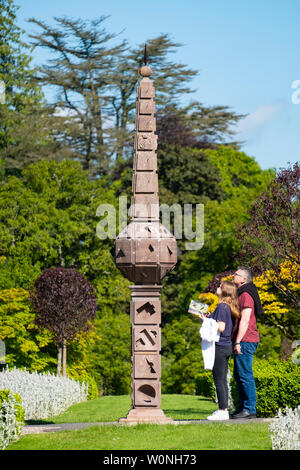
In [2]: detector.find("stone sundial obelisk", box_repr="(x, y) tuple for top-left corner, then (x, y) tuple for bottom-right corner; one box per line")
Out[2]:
(114, 57), (177, 424)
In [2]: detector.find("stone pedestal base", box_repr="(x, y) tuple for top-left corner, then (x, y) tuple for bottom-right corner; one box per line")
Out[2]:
(118, 408), (173, 425)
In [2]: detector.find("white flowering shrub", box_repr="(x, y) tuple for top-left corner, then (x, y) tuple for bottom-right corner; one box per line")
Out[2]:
(0, 368), (88, 420)
(269, 406), (300, 450)
(0, 390), (25, 450)
(227, 370), (235, 413)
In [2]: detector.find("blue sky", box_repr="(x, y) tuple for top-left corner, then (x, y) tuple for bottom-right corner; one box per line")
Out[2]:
(15, 0), (300, 170)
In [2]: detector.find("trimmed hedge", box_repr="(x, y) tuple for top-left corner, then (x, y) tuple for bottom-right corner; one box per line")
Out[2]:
(196, 358), (300, 417)
(252, 359), (300, 417)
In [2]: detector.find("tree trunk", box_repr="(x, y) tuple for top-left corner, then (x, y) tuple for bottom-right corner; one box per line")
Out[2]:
(281, 337), (293, 361)
(57, 344), (62, 376)
(62, 339), (67, 377)
(58, 245), (65, 267)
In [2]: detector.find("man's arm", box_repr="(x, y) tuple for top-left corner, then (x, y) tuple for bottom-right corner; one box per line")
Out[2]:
(234, 307), (252, 354)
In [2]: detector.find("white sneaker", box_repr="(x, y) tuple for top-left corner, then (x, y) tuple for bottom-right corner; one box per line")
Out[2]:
(206, 409), (229, 421)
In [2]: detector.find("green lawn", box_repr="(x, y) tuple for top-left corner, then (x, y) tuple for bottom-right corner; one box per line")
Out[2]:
(7, 395), (272, 450)
(32, 394), (217, 424)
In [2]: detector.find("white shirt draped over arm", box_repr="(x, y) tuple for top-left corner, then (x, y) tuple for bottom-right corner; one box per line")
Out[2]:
(200, 317), (220, 370)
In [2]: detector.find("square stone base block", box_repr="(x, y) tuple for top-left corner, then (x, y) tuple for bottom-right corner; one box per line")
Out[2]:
(118, 408), (173, 425)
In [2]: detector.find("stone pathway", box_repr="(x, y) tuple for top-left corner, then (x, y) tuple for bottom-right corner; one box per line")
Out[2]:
(22, 418), (274, 435)
(21, 422), (116, 435)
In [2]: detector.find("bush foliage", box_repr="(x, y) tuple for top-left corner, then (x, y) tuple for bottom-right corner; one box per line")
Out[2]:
(196, 358), (300, 417)
(0, 389), (25, 450)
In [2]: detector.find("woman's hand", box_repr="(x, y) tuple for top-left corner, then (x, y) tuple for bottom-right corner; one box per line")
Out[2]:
(197, 313), (206, 322)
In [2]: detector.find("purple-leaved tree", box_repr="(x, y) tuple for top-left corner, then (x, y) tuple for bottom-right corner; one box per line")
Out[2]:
(30, 267), (98, 376)
(236, 162), (300, 308)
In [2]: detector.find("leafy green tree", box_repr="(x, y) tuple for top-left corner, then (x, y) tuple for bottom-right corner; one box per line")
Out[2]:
(158, 146), (224, 205)
(0, 0), (55, 174)
(0, 288), (56, 371)
(162, 316), (203, 394)
(0, 1), (41, 105)
(0, 160), (125, 291)
(90, 312), (131, 395)
(206, 146), (275, 200)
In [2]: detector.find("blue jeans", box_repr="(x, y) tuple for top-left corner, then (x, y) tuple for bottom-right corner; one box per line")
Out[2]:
(233, 342), (259, 414)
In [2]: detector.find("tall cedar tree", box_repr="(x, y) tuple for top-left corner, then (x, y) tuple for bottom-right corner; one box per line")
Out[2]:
(30, 267), (98, 376)
(29, 16), (127, 176)
(29, 17), (200, 176)
(156, 104), (243, 150)
(236, 162), (300, 309)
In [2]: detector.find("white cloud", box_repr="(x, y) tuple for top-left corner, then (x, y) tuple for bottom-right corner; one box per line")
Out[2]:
(236, 102), (284, 135)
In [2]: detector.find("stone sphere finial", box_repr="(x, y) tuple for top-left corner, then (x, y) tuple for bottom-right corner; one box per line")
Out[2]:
(140, 65), (152, 77)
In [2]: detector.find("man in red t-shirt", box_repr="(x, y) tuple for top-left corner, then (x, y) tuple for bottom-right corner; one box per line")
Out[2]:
(232, 266), (260, 419)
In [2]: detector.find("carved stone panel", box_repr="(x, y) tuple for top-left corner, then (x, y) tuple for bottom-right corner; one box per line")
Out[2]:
(133, 326), (160, 352)
(135, 152), (157, 171)
(134, 172), (158, 193)
(116, 265), (133, 281)
(138, 100), (155, 115)
(159, 238), (178, 263)
(133, 354), (161, 379)
(114, 239), (132, 264)
(135, 239), (159, 264)
(134, 266), (159, 284)
(136, 133), (158, 151)
(134, 380), (160, 407)
(131, 298), (161, 324)
(130, 194), (159, 220)
(138, 116), (156, 132)
(139, 85), (155, 99)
